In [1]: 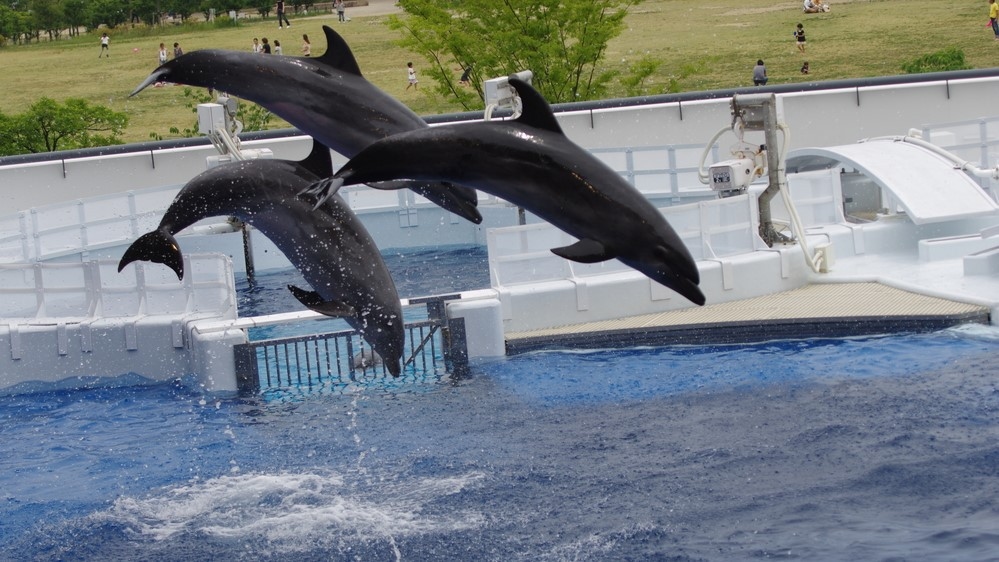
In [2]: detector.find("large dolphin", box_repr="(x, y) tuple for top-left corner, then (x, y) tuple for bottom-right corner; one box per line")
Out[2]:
(129, 26), (481, 225)
(307, 79), (706, 306)
(118, 142), (405, 376)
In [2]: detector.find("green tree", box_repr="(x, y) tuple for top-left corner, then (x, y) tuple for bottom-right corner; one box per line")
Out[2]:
(168, 0), (201, 21)
(0, 98), (129, 155)
(63, 0), (88, 36)
(131, 0), (164, 25)
(149, 88), (273, 140)
(88, 0), (128, 29)
(252, 0), (272, 18)
(29, 0), (65, 40)
(389, 0), (641, 109)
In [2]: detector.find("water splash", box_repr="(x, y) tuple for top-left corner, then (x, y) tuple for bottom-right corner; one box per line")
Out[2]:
(92, 469), (486, 552)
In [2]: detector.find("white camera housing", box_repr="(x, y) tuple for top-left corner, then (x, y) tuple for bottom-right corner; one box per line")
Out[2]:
(709, 158), (756, 193)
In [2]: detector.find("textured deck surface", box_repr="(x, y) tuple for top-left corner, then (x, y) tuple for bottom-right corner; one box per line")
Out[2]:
(505, 283), (991, 353)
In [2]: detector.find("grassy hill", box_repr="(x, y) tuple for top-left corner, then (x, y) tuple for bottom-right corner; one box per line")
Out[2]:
(0, 0), (990, 144)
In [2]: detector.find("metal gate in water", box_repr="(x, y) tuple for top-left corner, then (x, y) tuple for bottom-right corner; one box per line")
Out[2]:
(233, 295), (468, 394)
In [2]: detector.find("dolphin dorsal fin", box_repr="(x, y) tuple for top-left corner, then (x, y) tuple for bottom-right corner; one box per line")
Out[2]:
(317, 26), (363, 76)
(300, 140), (334, 178)
(510, 78), (563, 134)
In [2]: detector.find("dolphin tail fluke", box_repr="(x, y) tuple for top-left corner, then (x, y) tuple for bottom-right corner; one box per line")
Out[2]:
(300, 177), (346, 209)
(130, 69), (169, 97)
(118, 229), (184, 279)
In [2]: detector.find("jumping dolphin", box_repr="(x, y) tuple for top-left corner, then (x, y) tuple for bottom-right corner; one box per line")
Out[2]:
(129, 26), (482, 225)
(117, 142), (405, 375)
(306, 79), (706, 306)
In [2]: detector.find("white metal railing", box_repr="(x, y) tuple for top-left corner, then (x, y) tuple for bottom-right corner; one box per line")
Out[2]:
(487, 194), (760, 288)
(590, 144), (719, 201)
(0, 185), (178, 264)
(780, 169), (845, 227)
(921, 116), (999, 200)
(0, 254), (236, 321)
(0, 143), (722, 266)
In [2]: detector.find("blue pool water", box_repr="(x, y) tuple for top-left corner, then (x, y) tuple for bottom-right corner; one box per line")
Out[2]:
(2, 247), (998, 561)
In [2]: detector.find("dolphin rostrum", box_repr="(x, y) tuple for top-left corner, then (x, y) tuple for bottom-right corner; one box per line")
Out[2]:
(130, 26), (481, 225)
(306, 79), (706, 306)
(117, 142), (405, 375)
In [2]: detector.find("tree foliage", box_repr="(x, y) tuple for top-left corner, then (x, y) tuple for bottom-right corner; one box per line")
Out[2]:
(148, 88), (273, 140)
(389, 0), (643, 109)
(0, 97), (129, 155)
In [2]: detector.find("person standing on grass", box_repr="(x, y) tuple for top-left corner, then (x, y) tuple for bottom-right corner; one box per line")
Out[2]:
(794, 23), (806, 54)
(335, 0), (347, 22)
(173, 42), (183, 58)
(277, 0), (291, 28)
(99, 32), (110, 58)
(302, 34), (312, 56)
(273, 39), (283, 55)
(158, 43), (168, 65)
(406, 62), (419, 90)
(990, 0), (999, 41)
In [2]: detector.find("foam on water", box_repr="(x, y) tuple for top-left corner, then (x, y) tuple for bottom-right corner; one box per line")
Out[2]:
(93, 470), (486, 548)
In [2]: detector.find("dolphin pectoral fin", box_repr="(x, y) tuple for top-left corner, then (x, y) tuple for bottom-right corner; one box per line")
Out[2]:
(551, 239), (615, 263)
(118, 229), (184, 279)
(287, 285), (356, 317)
(300, 177), (346, 209)
(409, 183), (483, 225)
(130, 69), (168, 97)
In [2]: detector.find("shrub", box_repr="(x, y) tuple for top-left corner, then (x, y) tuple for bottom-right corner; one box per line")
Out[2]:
(901, 47), (971, 74)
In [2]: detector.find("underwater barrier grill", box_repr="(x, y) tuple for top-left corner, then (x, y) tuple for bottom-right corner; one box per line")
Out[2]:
(233, 295), (468, 394)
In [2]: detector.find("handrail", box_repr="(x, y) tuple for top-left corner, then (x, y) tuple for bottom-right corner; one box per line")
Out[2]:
(6, 68), (999, 167)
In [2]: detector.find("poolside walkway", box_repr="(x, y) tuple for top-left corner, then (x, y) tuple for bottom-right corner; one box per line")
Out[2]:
(504, 282), (991, 353)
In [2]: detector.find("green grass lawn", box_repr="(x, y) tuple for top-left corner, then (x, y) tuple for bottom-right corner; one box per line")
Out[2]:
(0, 0), (992, 144)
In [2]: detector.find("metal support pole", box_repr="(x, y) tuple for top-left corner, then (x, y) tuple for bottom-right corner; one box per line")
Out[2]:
(731, 93), (791, 247)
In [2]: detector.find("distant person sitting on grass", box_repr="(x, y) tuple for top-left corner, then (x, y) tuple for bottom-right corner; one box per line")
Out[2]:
(753, 60), (768, 86)
(801, 61), (810, 75)
(804, 0), (829, 13)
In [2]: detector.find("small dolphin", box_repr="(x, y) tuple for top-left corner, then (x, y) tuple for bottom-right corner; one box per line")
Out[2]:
(308, 79), (705, 306)
(117, 142), (405, 375)
(130, 26), (481, 224)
